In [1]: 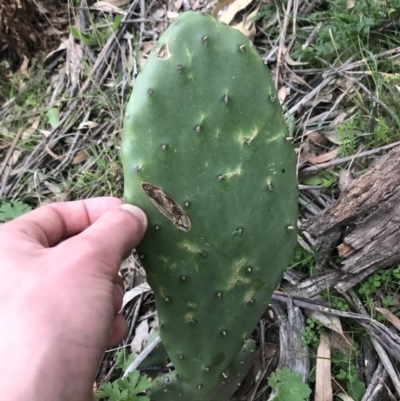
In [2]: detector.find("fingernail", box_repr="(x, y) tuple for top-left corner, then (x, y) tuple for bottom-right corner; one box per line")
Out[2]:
(120, 204), (147, 227)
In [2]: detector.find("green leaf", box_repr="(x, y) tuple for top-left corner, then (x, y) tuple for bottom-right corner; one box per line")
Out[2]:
(347, 378), (366, 401)
(70, 25), (100, 46)
(302, 175), (323, 186)
(0, 201), (32, 222)
(96, 371), (151, 401)
(112, 15), (123, 31)
(46, 107), (59, 128)
(96, 382), (123, 400)
(115, 349), (134, 371)
(92, 24), (109, 47)
(268, 368), (312, 401)
(131, 375), (152, 394)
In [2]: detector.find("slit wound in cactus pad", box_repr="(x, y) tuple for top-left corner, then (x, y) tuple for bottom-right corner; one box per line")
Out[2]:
(141, 183), (191, 232)
(156, 43), (171, 59)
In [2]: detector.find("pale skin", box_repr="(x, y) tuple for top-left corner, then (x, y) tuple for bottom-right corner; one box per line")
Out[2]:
(0, 197), (148, 401)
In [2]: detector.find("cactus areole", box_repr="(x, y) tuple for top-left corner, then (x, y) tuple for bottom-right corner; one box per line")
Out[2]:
(121, 11), (298, 401)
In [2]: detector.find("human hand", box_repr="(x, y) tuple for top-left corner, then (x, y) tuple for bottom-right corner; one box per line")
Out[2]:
(0, 197), (147, 401)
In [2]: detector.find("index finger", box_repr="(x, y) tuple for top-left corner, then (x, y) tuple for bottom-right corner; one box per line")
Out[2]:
(5, 197), (123, 247)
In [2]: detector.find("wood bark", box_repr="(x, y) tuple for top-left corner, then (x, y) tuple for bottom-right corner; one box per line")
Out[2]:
(300, 145), (400, 296)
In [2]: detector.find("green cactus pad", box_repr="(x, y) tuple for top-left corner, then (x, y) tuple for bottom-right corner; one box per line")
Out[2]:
(147, 339), (256, 401)
(122, 10), (297, 397)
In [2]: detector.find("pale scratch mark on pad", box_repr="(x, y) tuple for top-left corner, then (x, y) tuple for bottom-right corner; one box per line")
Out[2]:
(141, 183), (191, 232)
(219, 165), (242, 181)
(181, 243), (202, 254)
(227, 259), (250, 289)
(265, 133), (283, 145)
(238, 128), (259, 145)
(185, 47), (194, 64)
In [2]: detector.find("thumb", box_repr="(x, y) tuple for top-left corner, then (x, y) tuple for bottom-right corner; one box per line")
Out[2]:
(57, 204), (147, 276)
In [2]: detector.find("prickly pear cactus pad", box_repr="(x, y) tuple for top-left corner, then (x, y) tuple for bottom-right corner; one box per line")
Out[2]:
(121, 10), (298, 400)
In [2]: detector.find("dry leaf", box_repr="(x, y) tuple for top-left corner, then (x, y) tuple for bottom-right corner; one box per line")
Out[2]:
(152, 7), (166, 19)
(219, 0), (255, 25)
(45, 145), (64, 160)
(191, 0), (200, 11)
(11, 150), (21, 166)
(78, 121), (99, 130)
(94, 0), (130, 7)
(91, 2), (126, 14)
(131, 319), (149, 355)
(278, 86), (288, 103)
(212, 0), (236, 17)
(315, 332), (332, 401)
(231, 1), (261, 40)
(174, 0), (183, 10)
(19, 55), (30, 75)
(305, 149), (338, 164)
(331, 111), (347, 126)
(43, 180), (62, 195)
(308, 131), (329, 146)
(375, 307), (400, 331)
(336, 393), (355, 401)
(167, 11), (179, 19)
(289, 70), (310, 86)
(72, 149), (90, 164)
(324, 130), (341, 145)
(339, 169), (354, 191)
(305, 92), (333, 106)
(22, 117), (40, 140)
(122, 282), (152, 309)
(39, 193), (68, 205)
(39, 130), (52, 137)
(46, 37), (68, 60)
(285, 52), (308, 66)
(43, 26), (67, 36)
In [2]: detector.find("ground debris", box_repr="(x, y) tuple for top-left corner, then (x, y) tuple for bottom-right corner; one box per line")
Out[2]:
(300, 145), (400, 296)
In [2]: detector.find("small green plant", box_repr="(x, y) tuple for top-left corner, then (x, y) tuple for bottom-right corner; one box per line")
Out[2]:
(115, 348), (134, 371)
(337, 119), (358, 157)
(289, 245), (315, 275)
(332, 350), (366, 401)
(0, 200), (31, 222)
(70, 15), (122, 48)
(324, 293), (349, 311)
(302, 170), (337, 189)
(382, 295), (395, 308)
(251, 2), (276, 22)
(96, 370), (152, 401)
(268, 367), (312, 401)
(358, 272), (387, 297)
(292, 0), (400, 62)
(371, 116), (392, 147)
(302, 317), (323, 347)
(392, 265), (400, 279)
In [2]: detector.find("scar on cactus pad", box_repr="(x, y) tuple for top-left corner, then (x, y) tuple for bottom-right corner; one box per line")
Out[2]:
(121, 11), (298, 401)
(141, 183), (191, 232)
